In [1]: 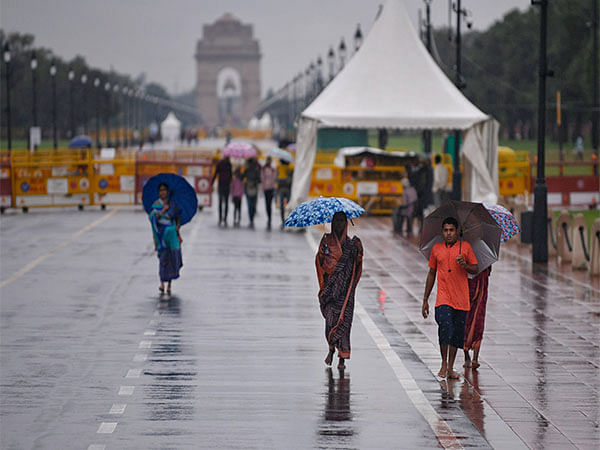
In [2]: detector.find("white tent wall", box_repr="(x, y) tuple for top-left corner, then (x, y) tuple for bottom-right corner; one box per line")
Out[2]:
(462, 119), (500, 204)
(287, 0), (498, 214)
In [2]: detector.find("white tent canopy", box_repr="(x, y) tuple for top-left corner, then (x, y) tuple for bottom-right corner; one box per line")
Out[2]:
(160, 112), (181, 143)
(289, 0), (497, 212)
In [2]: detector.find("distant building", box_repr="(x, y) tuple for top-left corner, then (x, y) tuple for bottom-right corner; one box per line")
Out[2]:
(195, 13), (261, 127)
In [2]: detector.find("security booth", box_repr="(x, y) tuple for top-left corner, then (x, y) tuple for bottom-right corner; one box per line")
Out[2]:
(310, 146), (427, 214)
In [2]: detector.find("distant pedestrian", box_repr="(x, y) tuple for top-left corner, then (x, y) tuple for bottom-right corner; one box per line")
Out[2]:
(463, 266), (491, 369)
(574, 136), (584, 161)
(422, 217), (478, 379)
(243, 157), (261, 228)
(392, 176), (418, 235)
(408, 163), (427, 232)
(316, 211), (363, 370)
(231, 167), (244, 227)
(277, 160), (293, 228)
(261, 156), (277, 230)
(433, 154), (450, 207)
(149, 182), (182, 296)
(212, 155), (232, 226)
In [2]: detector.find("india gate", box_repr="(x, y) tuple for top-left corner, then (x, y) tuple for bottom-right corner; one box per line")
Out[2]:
(195, 13), (261, 127)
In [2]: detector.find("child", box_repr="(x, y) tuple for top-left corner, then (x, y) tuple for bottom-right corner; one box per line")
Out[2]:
(231, 167), (244, 226)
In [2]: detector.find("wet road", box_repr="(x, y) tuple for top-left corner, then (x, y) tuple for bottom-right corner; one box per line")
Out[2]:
(0, 204), (598, 449)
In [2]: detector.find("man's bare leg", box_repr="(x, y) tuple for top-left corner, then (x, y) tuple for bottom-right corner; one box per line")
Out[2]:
(463, 349), (472, 367)
(325, 346), (334, 366)
(471, 347), (481, 369)
(447, 345), (460, 379)
(438, 344), (448, 377)
(337, 357), (345, 370)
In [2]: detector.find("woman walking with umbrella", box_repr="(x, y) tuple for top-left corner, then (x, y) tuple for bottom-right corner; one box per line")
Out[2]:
(143, 173), (197, 296)
(285, 198), (365, 370)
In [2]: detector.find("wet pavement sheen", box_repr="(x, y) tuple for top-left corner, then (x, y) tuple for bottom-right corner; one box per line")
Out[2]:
(1, 206), (598, 449)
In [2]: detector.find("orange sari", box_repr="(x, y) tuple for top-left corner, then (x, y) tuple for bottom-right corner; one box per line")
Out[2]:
(464, 267), (491, 351)
(315, 224), (363, 359)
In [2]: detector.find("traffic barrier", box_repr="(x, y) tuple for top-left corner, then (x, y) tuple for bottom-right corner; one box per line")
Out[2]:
(556, 210), (572, 264)
(547, 213), (557, 257)
(0, 151), (11, 212)
(135, 150), (214, 210)
(91, 148), (136, 208)
(590, 219), (600, 276)
(571, 213), (589, 270)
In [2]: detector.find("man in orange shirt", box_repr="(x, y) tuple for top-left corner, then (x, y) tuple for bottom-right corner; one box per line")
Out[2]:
(422, 217), (478, 379)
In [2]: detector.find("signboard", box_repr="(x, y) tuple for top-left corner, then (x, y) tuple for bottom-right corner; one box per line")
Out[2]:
(29, 127), (41, 151)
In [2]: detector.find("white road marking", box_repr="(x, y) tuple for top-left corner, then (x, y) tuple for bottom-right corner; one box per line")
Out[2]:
(97, 422), (117, 434)
(118, 386), (135, 396)
(87, 445), (106, 450)
(109, 403), (127, 415)
(138, 340), (152, 349)
(305, 230), (463, 449)
(143, 330), (156, 336)
(0, 207), (121, 289)
(133, 353), (147, 362)
(125, 369), (142, 378)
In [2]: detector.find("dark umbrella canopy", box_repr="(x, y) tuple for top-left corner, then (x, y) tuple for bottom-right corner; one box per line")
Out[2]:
(69, 135), (93, 148)
(142, 173), (198, 225)
(419, 200), (502, 274)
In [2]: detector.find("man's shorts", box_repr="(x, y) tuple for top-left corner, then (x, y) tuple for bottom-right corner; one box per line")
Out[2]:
(435, 305), (467, 348)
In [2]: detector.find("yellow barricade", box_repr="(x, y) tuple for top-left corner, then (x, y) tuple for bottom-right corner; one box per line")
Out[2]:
(91, 148), (137, 207)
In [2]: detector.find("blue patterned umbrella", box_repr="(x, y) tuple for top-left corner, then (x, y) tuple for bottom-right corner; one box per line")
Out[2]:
(483, 203), (520, 242)
(142, 173), (198, 225)
(284, 197), (365, 227)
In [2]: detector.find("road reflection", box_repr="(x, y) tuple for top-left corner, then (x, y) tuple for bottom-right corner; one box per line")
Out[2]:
(317, 368), (355, 447)
(144, 296), (197, 424)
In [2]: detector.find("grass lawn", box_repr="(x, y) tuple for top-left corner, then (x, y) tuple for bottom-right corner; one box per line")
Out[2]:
(1, 139), (73, 150)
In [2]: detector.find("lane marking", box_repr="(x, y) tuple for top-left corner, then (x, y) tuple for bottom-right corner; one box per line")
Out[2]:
(97, 422), (117, 434)
(118, 386), (134, 396)
(0, 207), (121, 289)
(87, 445), (106, 450)
(125, 368), (141, 378)
(305, 230), (463, 449)
(138, 340), (151, 349)
(133, 353), (147, 362)
(109, 403), (127, 415)
(143, 330), (156, 336)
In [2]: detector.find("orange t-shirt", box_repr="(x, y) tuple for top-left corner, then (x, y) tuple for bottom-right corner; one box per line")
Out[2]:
(428, 240), (478, 311)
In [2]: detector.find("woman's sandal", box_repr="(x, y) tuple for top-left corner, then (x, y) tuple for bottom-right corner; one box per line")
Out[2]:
(159, 286), (165, 294)
(166, 288), (171, 296)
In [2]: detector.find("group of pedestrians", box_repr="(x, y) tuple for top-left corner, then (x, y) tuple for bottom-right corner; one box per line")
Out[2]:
(319, 213), (491, 378)
(212, 155), (293, 229)
(393, 155), (452, 235)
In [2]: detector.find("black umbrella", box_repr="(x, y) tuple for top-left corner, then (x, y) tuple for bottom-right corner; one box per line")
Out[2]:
(419, 200), (502, 274)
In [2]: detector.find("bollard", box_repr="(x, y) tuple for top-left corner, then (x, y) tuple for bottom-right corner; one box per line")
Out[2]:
(547, 214), (557, 257)
(556, 210), (572, 264)
(571, 213), (589, 270)
(590, 218), (600, 276)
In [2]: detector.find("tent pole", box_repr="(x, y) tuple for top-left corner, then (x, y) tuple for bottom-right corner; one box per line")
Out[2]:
(452, 0), (463, 200)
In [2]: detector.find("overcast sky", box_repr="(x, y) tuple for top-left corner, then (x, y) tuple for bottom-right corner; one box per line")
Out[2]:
(1, 0), (529, 97)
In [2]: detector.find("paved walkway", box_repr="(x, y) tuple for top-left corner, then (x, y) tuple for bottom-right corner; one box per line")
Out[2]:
(0, 205), (598, 449)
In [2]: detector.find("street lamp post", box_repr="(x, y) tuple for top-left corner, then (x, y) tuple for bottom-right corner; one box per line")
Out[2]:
(532, 0), (550, 264)
(94, 78), (101, 148)
(31, 52), (38, 128)
(316, 56), (323, 93)
(68, 69), (75, 137)
(81, 73), (88, 134)
(592, 0), (599, 174)
(354, 24), (363, 52)
(423, 0), (433, 154)
(327, 47), (335, 82)
(338, 38), (347, 72)
(104, 82), (111, 147)
(50, 59), (57, 149)
(122, 87), (129, 148)
(113, 84), (120, 147)
(3, 43), (12, 151)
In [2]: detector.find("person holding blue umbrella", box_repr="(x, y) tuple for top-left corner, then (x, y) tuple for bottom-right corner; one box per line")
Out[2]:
(286, 197), (365, 370)
(143, 173), (197, 296)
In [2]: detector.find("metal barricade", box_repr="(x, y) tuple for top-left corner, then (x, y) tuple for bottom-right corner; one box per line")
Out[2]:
(91, 148), (136, 208)
(0, 151), (12, 212)
(135, 150), (214, 210)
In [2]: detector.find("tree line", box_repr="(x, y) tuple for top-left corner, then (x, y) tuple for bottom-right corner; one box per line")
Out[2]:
(430, 0), (598, 144)
(0, 30), (196, 144)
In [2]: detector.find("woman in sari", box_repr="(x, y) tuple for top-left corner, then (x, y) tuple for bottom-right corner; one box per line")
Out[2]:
(316, 211), (363, 370)
(463, 266), (491, 369)
(149, 182), (182, 295)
